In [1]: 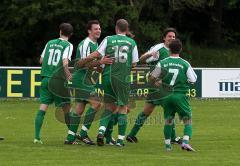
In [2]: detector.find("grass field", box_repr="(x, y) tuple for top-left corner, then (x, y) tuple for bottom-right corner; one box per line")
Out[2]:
(0, 99), (240, 166)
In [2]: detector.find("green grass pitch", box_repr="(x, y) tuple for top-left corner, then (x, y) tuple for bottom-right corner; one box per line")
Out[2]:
(0, 99), (240, 166)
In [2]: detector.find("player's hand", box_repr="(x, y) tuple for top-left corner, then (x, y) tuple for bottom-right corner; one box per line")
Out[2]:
(155, 80), (162, 87)
(100, 56), (113, 65)
(151, 51), (159, 58)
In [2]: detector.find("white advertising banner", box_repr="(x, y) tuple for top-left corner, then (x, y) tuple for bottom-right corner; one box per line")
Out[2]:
(202, 69), (240, 98)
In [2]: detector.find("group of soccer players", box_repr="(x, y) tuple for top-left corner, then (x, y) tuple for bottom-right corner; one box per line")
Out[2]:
(34, 18), (197, 151)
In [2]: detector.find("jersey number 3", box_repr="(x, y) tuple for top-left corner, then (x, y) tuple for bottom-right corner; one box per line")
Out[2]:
(48, 49), (61, 66)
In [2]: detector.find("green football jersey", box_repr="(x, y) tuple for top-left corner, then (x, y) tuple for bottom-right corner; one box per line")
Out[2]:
(146, 43), (169, 70)
(152, 57), (197, 93)
(72, 37), (98, 88)
(40, 38), (73, 77)
(97, 34), (139, 83)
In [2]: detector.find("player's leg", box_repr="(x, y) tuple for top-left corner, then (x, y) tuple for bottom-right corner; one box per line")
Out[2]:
(78, 97), (101, 145)
(161, 96), (176, 151)
(34, 77), (53, 144)
(105, 113), (118, 145)
(127, 102), (155, 143)
(97, 78), (117, 146)
(116, 105), (128, 146)
(65, 102), (85, 144)
(34, 104), (49, 144)
(177, 94), (195, 151)
(97, 102), (116, 146)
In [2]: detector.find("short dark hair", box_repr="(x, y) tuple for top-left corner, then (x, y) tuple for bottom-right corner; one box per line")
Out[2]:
(59, 23), (73, 37)
(162, 27), (177, 39)
(169, 39), (182, 54)
(87, 20), (100, 30)
(116, 19), (129, 32)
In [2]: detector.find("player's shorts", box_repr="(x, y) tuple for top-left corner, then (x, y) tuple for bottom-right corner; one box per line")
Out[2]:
(40, 77), (70, 107)
(71, 71), (97, 103)
(146, 83), (174, 106)
(102, 76), (130, 106)
(145, 89), (165, 106)
(161, 92), (192, 120)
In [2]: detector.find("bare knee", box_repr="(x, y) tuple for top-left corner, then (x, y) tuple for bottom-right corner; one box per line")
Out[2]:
(143, 103), (155, 116)
(39, 104), (48, 111)
(165, 119), (174, 125)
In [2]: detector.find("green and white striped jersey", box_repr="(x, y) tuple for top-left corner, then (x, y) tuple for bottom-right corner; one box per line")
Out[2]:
(97, 34), (139, 83)
(72, 37), (98, 87)
(151, 56), (197, 93)
(40, 38), (73, 77)
(146, 43), (169, 70)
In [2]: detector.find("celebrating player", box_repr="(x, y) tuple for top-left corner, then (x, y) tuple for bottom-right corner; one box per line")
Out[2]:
(150, 39), (197, 151)
(82, 19), (139, 146)
(127, 28), (181, 144)
(34, 23), (73, 144)
(65, 20), (102, 145)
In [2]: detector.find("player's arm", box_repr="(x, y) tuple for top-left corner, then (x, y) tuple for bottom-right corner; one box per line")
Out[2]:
(187, 66), (197, 84)
(149, 62), (162, 86)
(139, 46), (159, 64)
(76, 51), (101, 68)
(39, 43), (48, 64)
(132, 45), (139, 68)
(62, 44), (73, 81)
(84, 55), (112, 69)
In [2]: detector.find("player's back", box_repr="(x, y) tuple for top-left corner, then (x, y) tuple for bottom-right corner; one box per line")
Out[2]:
(41, 38), (72, 78)
(103, 34), (137, 82)
(160, 57), (194, 93)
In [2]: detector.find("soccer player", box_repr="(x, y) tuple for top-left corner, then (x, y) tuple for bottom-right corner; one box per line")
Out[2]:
(64, 20), (103, 145)
(34, 23), (73, 144)
(150, 39), (197, 151)
(81, 19), (139, 146)
(127, 28), (181, 144)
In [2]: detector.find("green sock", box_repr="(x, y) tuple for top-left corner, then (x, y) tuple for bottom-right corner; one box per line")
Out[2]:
(171, 121), (177, 141)
(164, 124), (173, 140)
(34, 110), (46, 140)
(183, 124), (192, 144)
(79, 107), (97, 137)
(98, 109), (113, 134)
(128, 112), (148, 137)
(118, 114), (127, 140)
(105, 114), (118, 142)
(67, 112), (81, 142)
(64, 112), (70, 129)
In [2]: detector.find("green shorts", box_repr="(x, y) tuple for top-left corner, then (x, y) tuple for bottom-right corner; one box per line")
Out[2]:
(161, 93), (192, 120)
(71, 71), (96, 103)
(145, 83), (173, 106)
(40, 77), (70, 107)
(102, 76), (130, 106)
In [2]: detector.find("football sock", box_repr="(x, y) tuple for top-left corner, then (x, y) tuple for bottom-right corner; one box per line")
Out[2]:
(105, 113), (118, 142)
(128, 112), (148, 137)
(67, 112), (81, 142)
(79, 107), (97, 137)
(64, 112), (71, 129)
(171, 121), (177, 141)
(34, 110), (46, 140)
(164, 124), (173, 140)
(118, 114), (128, 141)
(98, 109), (113, 135)
(183, 124), (192, 144)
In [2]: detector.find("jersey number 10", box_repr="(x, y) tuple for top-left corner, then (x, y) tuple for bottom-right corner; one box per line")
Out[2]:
(48, 49), (61, 66)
